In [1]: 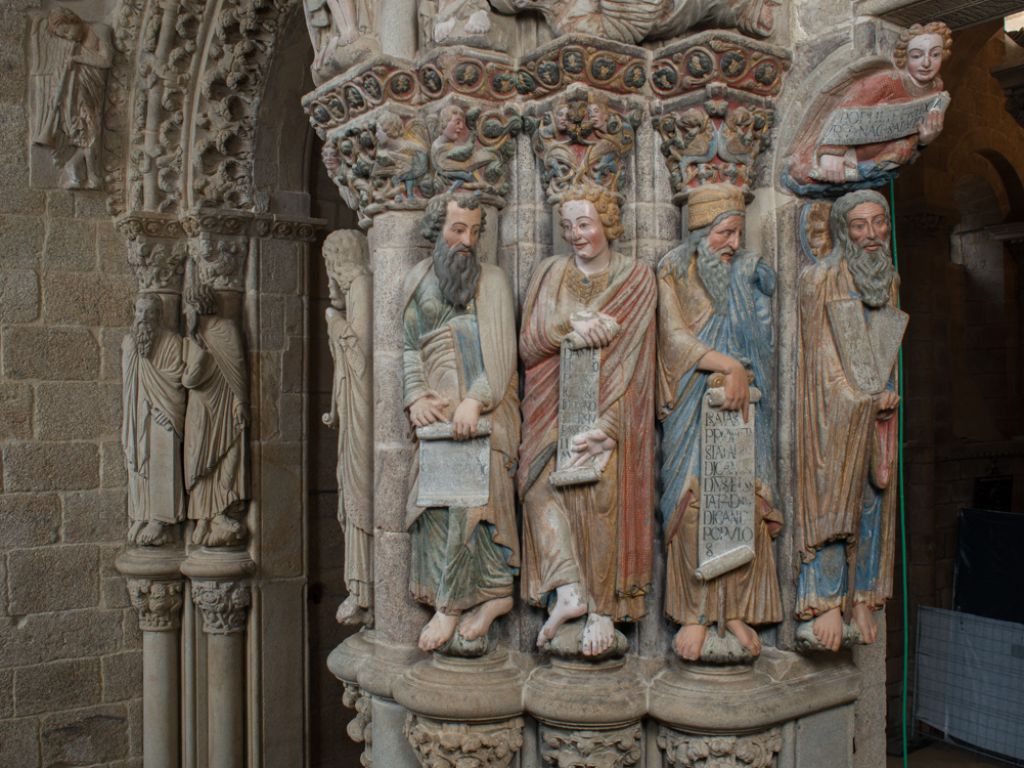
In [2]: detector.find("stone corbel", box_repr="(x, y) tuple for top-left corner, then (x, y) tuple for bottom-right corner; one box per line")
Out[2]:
(657, 727), (782, 768)
(650, 32), (790, 202)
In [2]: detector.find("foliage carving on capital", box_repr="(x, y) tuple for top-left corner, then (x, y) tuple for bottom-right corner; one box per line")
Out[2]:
(527, 88), (640, 203)
(540, 723), (643, 767)
(657, 727), (782, 768)
(342, 684), (373, 767)
(117, 216), (189, 292)
(191, 580), (251, 635)
(127, 578), (184, 631)
(405, 716), (525, 768)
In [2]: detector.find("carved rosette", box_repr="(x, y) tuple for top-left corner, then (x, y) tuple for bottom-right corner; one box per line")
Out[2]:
(516, 35), (647, 98)
(526, 87), (641, 203)
(191, 580), (251, 635)
(540, 723), (643, 767)
(651, 32), (790, 202)
(342, 684), (373, 768)
(657, 727), (782, 768)
(117, 213), (189, 292)
(127, 578), (185, 632)
(404, 716), (524, 768)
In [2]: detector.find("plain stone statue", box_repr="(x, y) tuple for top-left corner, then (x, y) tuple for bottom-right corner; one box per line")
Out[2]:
(518, 185), (656, 658)
(656, 184), (782, 662)
(302, 0), (378, 85)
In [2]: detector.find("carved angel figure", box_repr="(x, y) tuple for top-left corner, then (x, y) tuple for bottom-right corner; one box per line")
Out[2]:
(29, 8), (113, 189)
(487, 0), (781, 43)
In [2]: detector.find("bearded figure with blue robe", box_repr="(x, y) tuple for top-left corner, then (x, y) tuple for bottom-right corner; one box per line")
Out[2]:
(657, 185), (783, 661)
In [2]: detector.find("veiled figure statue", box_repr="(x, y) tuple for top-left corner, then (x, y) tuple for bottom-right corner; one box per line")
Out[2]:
(122, 294), (186, 547)
(796, 190), (903, 651)
(519, 184), (656, 658)
(657, 185), (782, 662)
(322, 230), (374, 627)
(403, 193), (521, 653)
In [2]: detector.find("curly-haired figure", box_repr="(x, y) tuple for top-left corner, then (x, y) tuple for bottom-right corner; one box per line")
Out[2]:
(519, 185), (657, 657)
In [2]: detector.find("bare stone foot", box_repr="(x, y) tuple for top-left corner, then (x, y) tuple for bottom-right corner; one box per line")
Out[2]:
(537, 583), (587, 648)
(581, 613), (614, 657)
(419, 611), (459, 652)
(852, 603), (878, 644)
(673, 624), (707, 661)
(128, 520), (145, 544)
(812, 607), (844, 652)
(725, 620), (762, 657)
(192, 519), (210, 546)
(459, 596), (513, 641)
(137, 521), (173, 547)
(336, 595), (370, 626)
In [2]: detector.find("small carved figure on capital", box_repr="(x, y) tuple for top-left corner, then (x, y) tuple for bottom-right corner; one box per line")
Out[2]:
(123, 294), (187, 547)
(322, 230), (375, 627)
(371, 111), (432, 205)
(182, 251), (250, 549)
(403, 193), (520, 654)
(303, 0), (379, 85)
(127, 578), (184, 632)
(487, 0), (781, 44)
(430, 103), (519, 200)
(796, 190), (906, 651)
(657, 185), (782, 663)
(29, 7), (113, 190)
(519, 184), (656, 658)
(783, 22), (952, 197)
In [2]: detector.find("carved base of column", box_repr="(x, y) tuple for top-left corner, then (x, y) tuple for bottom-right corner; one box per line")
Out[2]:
(180, 545), (256, 581)
(328, 629), (423, 700)
(116, 545), (186, 584)
(525, 656), (647, 729)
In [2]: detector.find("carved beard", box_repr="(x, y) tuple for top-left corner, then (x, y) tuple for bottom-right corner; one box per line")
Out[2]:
(845, 240), (894, 308)
(696, 238), (733, 313)
(432, 238), (481, 311)
(132, 318), (156, 360)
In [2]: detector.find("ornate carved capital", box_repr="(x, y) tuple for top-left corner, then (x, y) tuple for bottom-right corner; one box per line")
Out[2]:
(657, 727), (782, 768)
(191, 580), (251, 635)
(540, 723), (642, 767)
(117, 213), (189, 292)
(526, 86), (641, 202)
(405, 716), (524, 768)
(181, 210), (252, 292)
(304, 57), (422, 135)
(517, 35), (647, 98)
(127, 578), (185, 632)
(342, 684), (373, 767)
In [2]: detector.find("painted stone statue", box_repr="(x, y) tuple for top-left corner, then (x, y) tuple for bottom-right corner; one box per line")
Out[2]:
(783, 22), (952, 196)
(302, 0), (378, 85)
(657, 185), (782, 661)
(322, 230), (374, 626)
(796, 190), (905, 651)
(403, 193), (520, 653)
(28, 7), (112, 189)
(519, 185), (656, 658)
(182, 254), (250, 548)
(431, 105), (504, 194)
(122, 294), (186, 547)
(487, 0), (780, 43)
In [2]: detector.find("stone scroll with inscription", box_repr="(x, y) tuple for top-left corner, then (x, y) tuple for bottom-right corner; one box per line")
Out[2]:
(550, 341), (602, 488)
(820, 92), (950, 147)
(696, 386), (762, 582)
(416, 418), (492, 508)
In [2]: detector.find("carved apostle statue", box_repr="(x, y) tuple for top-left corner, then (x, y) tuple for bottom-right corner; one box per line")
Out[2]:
(403, 193), (520, 653)
(182, 260), (250, 548)
(122, 294), (186, 547)
(322, 230), (374, 626)
(796, 190), (905, 651)
(657, 185), (782, 661)
(29, 8), (112, 189)
(519, 185), (656, 657)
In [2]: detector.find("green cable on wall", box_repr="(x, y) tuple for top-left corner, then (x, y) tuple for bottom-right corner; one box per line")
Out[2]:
(888, 179), (910, 768)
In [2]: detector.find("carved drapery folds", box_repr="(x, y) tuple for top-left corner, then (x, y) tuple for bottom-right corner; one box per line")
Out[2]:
(540, 724), (643, 767)
(127, 578), (185, 631)
(651, 32), (789, 201)
(191, 580), (252, 634)
(657, 727), (782, 768)
(405, 716), (525, 768)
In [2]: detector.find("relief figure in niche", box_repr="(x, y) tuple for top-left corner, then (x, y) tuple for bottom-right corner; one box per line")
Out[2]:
(323, 230), (374, 626)
(657, 185), (782, 661)
(182, 256), (249, 548)
(519, 185), (656, 657)
(403, 193), (520, 653)
(783, 22), (952, 196)
(123, 294), (186, 547)
(29, 7), (113, 189)
(486, 0), (780, 44)
(303, 0), (378, 84)
(796, 190), (904, 651)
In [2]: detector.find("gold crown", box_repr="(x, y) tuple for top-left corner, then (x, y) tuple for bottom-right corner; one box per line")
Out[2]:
(687, 184), (746, 231)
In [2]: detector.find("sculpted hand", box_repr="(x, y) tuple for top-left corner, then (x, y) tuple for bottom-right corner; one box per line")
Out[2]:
(917, 110), (944, 146)
(452, 398), (482, 440)
(322, 411), (338, 429)
(569, 313), (618, 348)
(233, 402), (248, 430)
(817, 153), (846, 183)
(721, 360), (751, 423)
(570, 428), (616, 472)
(409, 394), (450, 428)
(875, 391), (900, 420)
